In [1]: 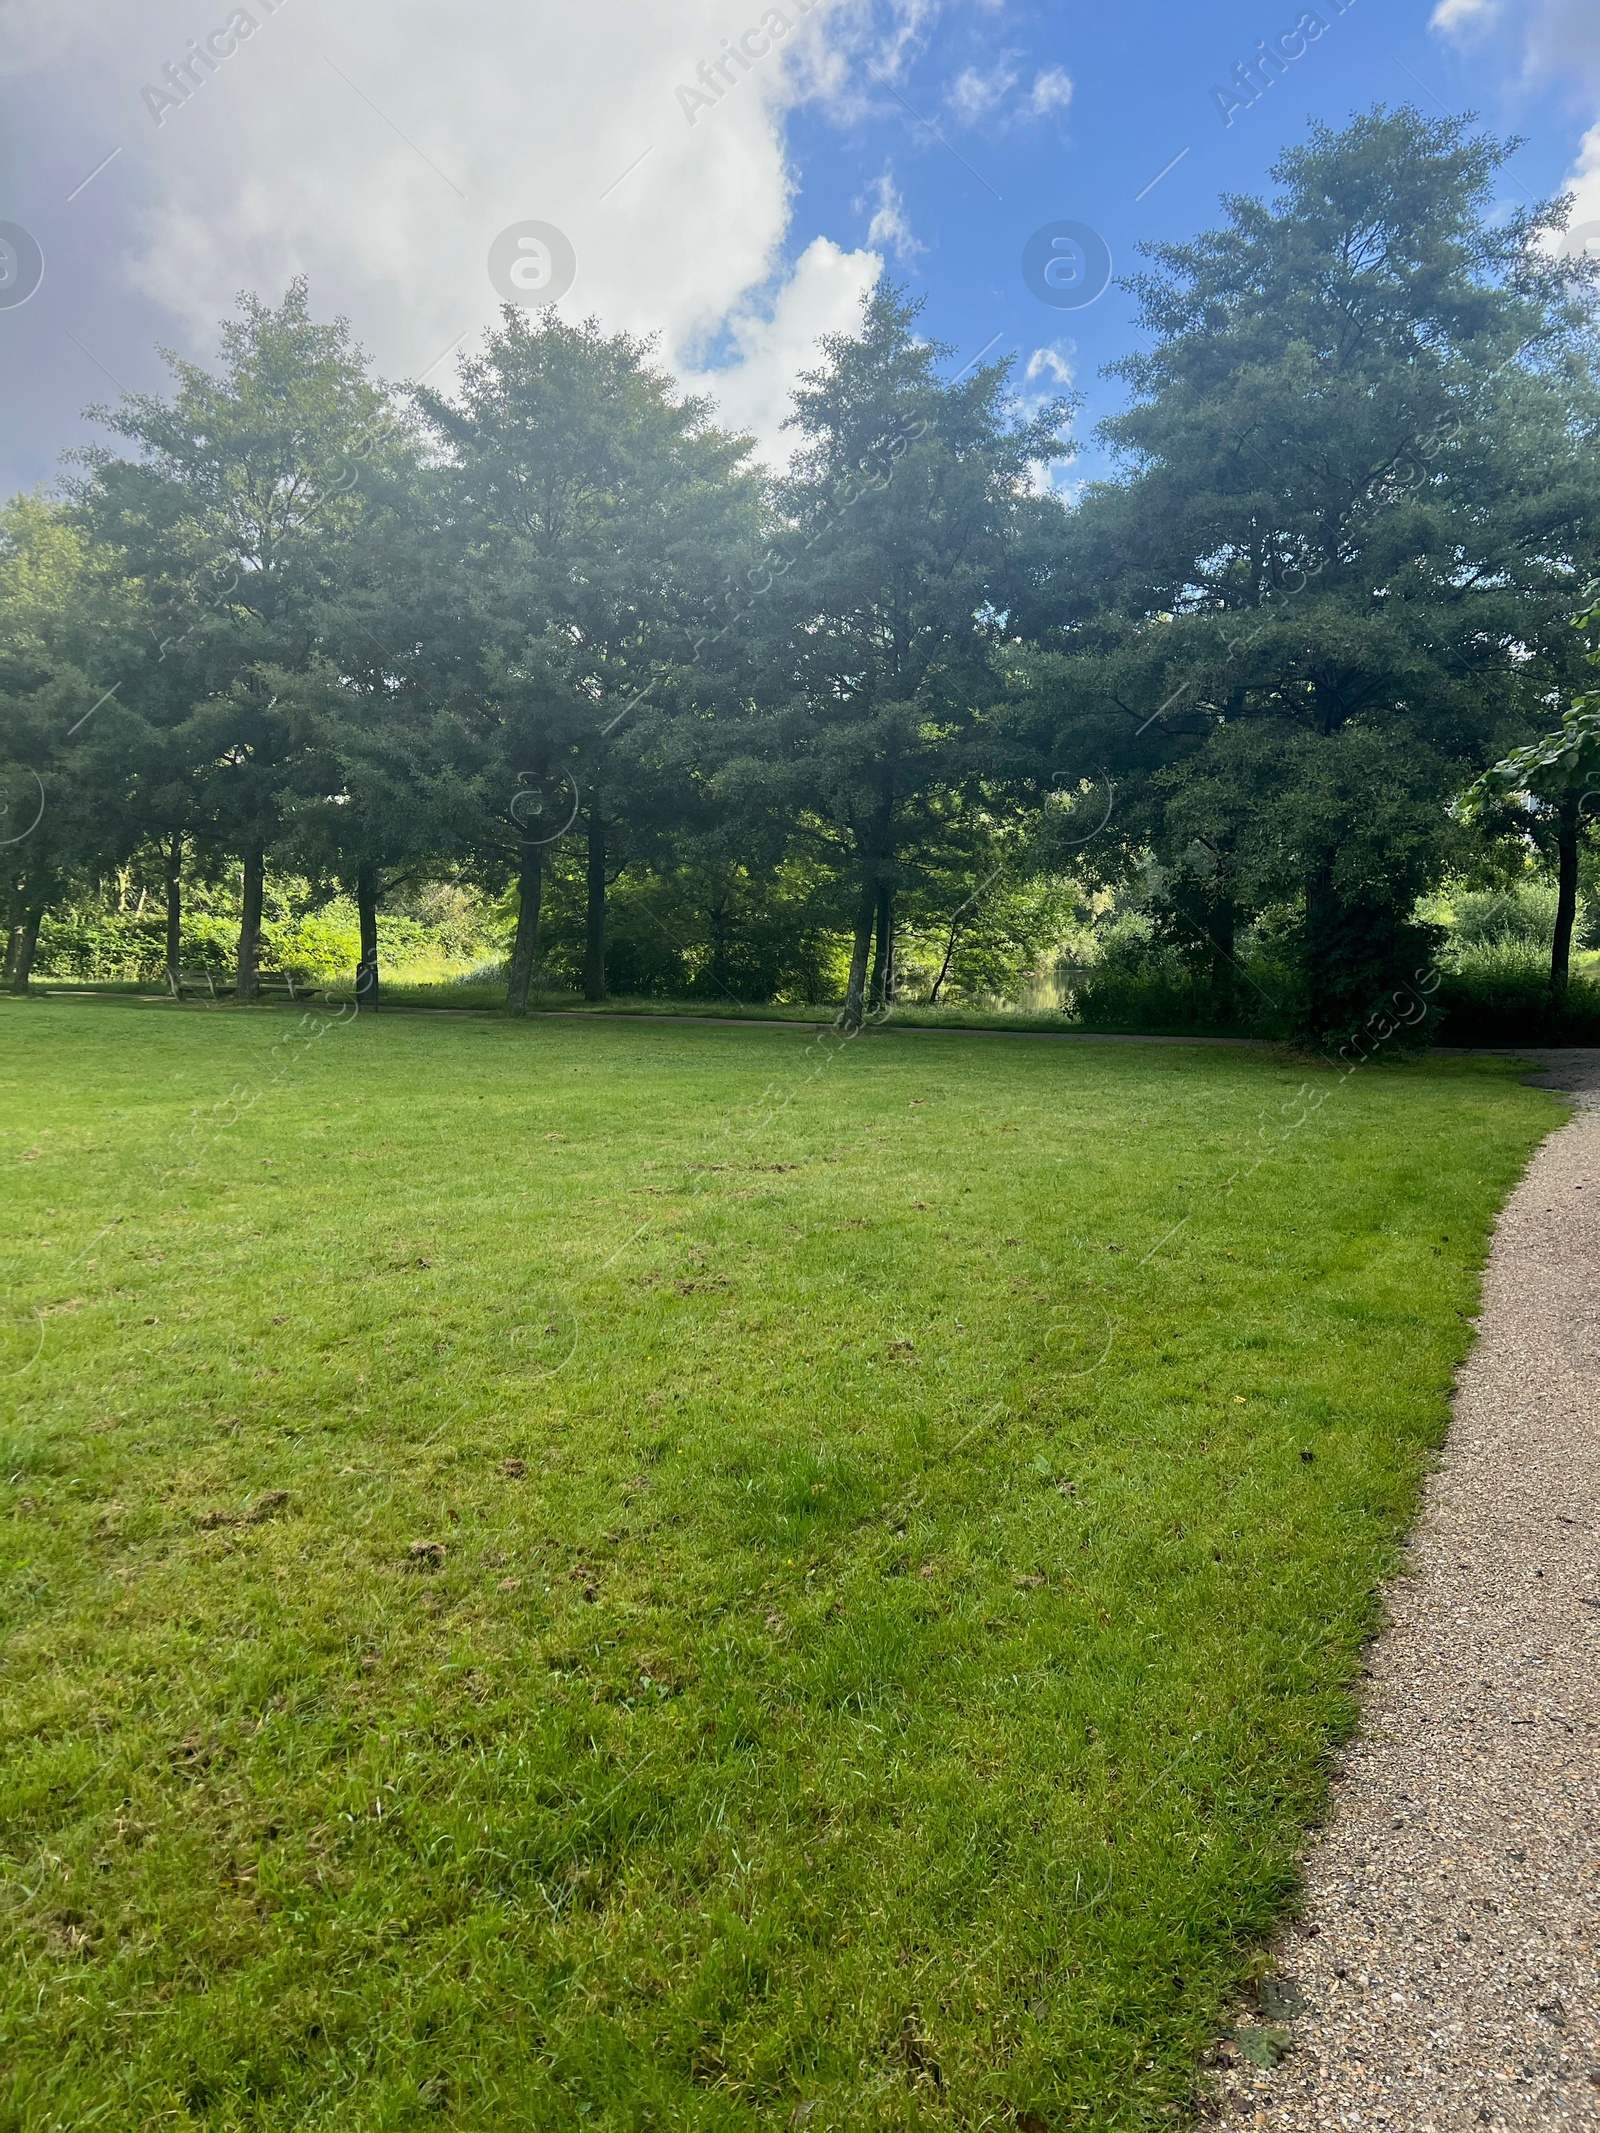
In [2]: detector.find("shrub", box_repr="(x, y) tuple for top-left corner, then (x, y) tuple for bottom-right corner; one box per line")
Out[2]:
(1446, 881), (1561, 950)
(1432, 963), (1600, 1046)
(35, 881), (497, 986)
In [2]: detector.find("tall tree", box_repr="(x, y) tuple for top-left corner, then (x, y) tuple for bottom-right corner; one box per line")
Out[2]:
(722, 281), (1070, 1029)
(419, 312), (760, 1014)
(1470, 596), (1600, 994)
(269, 429), (471, 1008)
(1048, 108), (1600, 1037)
(78, 281), (395, 999)
(0, 495), (141, 992)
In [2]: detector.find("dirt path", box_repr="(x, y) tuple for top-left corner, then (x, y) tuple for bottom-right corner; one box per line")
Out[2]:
(1213, 1051), (1600, 2129)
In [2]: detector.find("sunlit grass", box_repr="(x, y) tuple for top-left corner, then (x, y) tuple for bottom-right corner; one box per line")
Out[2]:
(0, 1000), (1559, 2130)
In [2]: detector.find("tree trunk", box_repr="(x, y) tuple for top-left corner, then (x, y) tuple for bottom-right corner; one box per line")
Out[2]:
(868, 883), (895, 1009)
(355, 859), (380, 1011)
(505, 842), (544, 1017)
(1552, 788), (1580, 998)
(842, 872), (877, 1031)
(708, 898), (731, 1001)
(164, 834), (183, 991)
(1303, 858), (1337, 1039)
(1210, 894), (1238, 1023)
(584, 806), (606, 1002)
(7, 904), (44, 995)
(929, 920), (958, 1004)
(236, 847), (265, 1002)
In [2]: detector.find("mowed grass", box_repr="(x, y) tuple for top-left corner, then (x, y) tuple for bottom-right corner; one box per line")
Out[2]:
(0, 1002), (1561, 2132)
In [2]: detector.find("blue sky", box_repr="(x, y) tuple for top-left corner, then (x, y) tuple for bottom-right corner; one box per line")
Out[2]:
(0, 0), (1595, 499)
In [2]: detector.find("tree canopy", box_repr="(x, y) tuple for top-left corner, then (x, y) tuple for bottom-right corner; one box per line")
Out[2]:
(4, 107), (1599, 1039)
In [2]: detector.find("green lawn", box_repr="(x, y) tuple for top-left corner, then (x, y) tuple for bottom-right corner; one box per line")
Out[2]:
(0, 1001), (1560, 2131)
(31, 978), (1110, 1034)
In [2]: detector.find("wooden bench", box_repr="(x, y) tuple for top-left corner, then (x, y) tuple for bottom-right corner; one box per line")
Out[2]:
(169, 968), (304, 1001)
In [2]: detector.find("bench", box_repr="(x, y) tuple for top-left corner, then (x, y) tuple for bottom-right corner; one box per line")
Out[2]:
(168, 968), (304, 1002)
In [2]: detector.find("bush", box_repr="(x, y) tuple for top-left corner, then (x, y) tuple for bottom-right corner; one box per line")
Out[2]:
(1446, 881), (1561, 950)
(35, 908), (243, 983)
(1432, 963), (1600, 1046)
(525, 857), (849, 1005)
(37, 906), (359, 985)
(1063, 916), (1291, 1038)
(35, 880), (498, 986)
(1070, 950), (1300, 1039)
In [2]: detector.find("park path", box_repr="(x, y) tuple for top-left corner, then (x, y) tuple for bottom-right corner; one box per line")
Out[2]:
(1213, 1050), (1600, 2131)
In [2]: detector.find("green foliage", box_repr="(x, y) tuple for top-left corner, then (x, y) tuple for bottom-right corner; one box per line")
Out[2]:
(1042, 107), (1600, 1038)
(416, 307), (764, 1010)
(1470, 697), (1600, 807)
(0, 493), (146, 976)
(1072, 934), (1300, 1041)
(6, 107), (1600, 1033)
(1433, 962), (1600, 1044)
(713, 280), (1072, 1025)
(529, 848), (849, 1005)
(33, 869), (500, 986)
(1434, 879), (1563, 950)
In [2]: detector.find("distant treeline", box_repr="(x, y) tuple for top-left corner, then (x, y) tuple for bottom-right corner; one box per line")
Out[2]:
(4, 106), (1600, 1039)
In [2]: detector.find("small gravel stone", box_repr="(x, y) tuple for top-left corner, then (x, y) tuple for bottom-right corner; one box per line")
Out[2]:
(1215, 1050), (1600, 2131)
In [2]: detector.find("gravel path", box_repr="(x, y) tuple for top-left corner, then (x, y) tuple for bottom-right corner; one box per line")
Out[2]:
(1213, 1051), (1600, 2131)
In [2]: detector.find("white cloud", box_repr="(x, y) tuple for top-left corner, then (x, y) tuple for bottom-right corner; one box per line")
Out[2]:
(1429, 0), (1499, 36)
(1522, 0), (1600, 86)
(947, 55), (1072, 126)
(0, 0), (907, 467)
(1429, 0), (1600, 83)
(949, 60), (1019, 122)
(1015, 342), (1076, 452)
(679, 236), (882, 457)
(1026, 66), (1073, 117)
(858, 171), (925, 259)
(1428, 0), (1600, 261)
(788, 0), (1006, 131)
(1024, 344), (1075, 388)
(872, 0), (944, 80)
(1556, 121), (1600, 258)
(857, 0), (1004, 84)
(1012, 345), (1077, 494)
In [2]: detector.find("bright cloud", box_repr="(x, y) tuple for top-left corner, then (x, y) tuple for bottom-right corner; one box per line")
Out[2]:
(0, 0), (947, 471)
(859, 171), (925, 261)
(863, 0), (1005, 83)
(1024, 344), (1075, 387)
(1429, 0), (1600, 83)
(1522, 0), (1600, 86)
(948, 56), (1073, 126)
(1558, 121), (1600, 257)
(949, 60), (1019, 121)
(1428, 0), (1600, 258)
(679, 236), (882, 457)
(1429, 0), (1499, 35)
(1016, 342), (1076, 438)
(1026, 66), (1073, 116)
